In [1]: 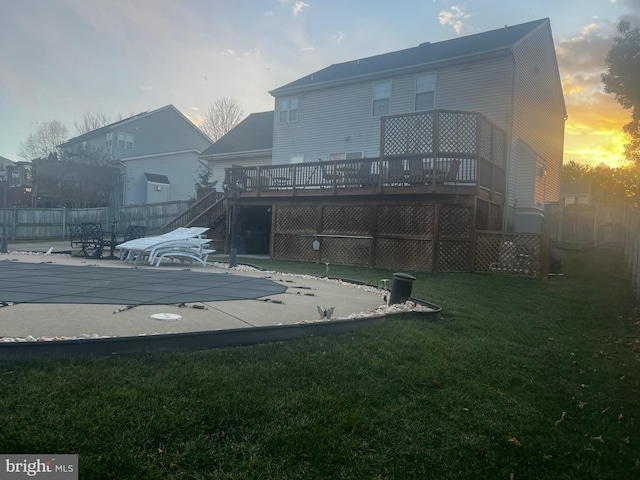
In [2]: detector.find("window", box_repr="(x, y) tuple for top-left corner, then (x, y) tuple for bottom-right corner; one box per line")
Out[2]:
(372, 80), (391, 116)
(106, 132), (112, 150)
(329, 152), (363, 161)
(279, 96), (298, 122)
(415, 73), (436, 111)
(289, 155), (304, 164)
(117, 132), (134, 150)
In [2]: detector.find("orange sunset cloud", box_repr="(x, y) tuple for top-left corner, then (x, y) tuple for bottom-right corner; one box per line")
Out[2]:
(556, 22), (632, 168)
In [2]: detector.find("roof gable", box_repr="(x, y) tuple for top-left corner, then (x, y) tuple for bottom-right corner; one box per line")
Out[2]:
(59, 104), (211, 147)
(271, 19), (548, 95)
(200, 111), (274, 157)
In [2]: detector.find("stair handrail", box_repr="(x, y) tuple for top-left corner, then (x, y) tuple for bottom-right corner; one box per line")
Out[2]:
(161, 189), (223, 232)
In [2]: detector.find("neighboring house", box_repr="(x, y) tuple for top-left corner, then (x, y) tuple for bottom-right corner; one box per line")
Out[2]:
(199, 111), (274, 188)
(562, 178), (592, 206)
(0, 156), (32, 206)
(269, 17), (565, 230)
(0, 156), (15, 170)
(58, 104), (212, 205)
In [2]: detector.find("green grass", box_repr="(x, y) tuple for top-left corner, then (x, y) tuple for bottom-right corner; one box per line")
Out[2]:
(0, 250), (639, 479)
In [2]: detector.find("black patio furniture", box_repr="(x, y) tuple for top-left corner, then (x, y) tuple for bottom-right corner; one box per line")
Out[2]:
(68, 223), (147, 258)
(68, 223), (91, 256)
(123, 225), (147, 242)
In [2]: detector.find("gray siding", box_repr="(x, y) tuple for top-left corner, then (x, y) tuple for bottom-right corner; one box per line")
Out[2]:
(273, 84), (380, 164)
(511, 22), (565, 205)
(516, 140), (537, 208)
(113, 107), (211, 159)
(122, 151), (202, 205)
(435, 56), (513, 129)
(273, 56), (515, 166)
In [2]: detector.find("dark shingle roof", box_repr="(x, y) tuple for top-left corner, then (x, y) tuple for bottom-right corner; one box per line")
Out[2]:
(200, 111), (274, 157)
(271, 19), (548, 95)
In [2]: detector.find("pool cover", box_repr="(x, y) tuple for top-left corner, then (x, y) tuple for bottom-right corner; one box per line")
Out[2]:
(0, 262), (286, 305)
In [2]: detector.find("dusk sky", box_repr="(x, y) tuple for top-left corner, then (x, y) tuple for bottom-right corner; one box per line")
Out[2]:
(0, 0), (637, 167)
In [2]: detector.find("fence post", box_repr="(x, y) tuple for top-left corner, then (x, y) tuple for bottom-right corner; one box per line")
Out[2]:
(11, 206), (16, 241)
(539, 231), (550, 281)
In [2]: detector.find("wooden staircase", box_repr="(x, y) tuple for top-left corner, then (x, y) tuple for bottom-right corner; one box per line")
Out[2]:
(161, 190), (227, 250)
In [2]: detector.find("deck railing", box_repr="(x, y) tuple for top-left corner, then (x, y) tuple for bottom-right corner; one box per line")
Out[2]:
(224, 109), (506, 196)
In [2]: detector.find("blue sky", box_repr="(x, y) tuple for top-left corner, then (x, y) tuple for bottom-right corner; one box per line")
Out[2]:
(0, 0), (637, 166)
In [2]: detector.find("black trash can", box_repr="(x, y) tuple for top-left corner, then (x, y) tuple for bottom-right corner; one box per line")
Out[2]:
(388, 272), (416, 305)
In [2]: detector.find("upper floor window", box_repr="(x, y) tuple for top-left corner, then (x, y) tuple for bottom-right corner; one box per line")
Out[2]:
(290, 155), (304, 164)
(415, 73), (436, 111)
(329, 152), (363, 161)
(106, 133), (112, 150)
(279, 96), (298, 122)
(372, 80), (391, 116)
(117, 132), (134, 150)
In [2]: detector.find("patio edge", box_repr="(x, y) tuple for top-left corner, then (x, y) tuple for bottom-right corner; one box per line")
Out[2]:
(0, 299), (441, 358)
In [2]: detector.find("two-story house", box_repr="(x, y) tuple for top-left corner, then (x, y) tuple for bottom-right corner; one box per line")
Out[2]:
(269, 17), (564, 229)
(179, 18), (565, 273)
(58, 104), (212, 205)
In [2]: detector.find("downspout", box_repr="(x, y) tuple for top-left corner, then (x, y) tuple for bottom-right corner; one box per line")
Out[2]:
(502, 50), (517, 231)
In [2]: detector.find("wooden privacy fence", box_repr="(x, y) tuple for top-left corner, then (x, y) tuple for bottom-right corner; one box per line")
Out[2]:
(0, 201), (189, 240)
(544, 202), (626, 250)
(271, 204), (547, 279)
(623, 205), (640, 299)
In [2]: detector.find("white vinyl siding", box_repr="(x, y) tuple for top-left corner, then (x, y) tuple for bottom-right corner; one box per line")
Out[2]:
(511, 23), (565, 204)
(272, 58), (514, 166)
(272, 83), (380, 165)
(515, 140), (537, 208)
(434, 57), (513, 129)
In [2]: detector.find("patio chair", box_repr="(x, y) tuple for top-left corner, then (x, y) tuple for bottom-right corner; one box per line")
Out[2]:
(153, 239), (216, 267)
(123, 225), (147, 242)
(68, 224), (88, 256)
(116, 227), (210, 264)
(321, 163), (340, 186)
(81, 223), (105, 258)
(358, 159), (376, 187)
(436, 159), (461, 183)
(386, 159), (406, 185)
(407, 158), (426, 185)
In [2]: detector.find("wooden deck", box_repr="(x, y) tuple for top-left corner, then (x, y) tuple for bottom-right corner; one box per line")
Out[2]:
(225, 155), (503, 200)
(224, 109), (506, 201)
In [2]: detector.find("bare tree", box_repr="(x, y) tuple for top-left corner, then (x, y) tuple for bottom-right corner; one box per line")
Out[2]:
(18, 120), (69, 161)
(74, 112), (111, 135)
(199, 98), (245, 141)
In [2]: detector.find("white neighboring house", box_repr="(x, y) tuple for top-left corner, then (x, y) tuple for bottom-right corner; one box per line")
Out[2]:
(199, 111), (274, 188)
(58, 104), (212, 205)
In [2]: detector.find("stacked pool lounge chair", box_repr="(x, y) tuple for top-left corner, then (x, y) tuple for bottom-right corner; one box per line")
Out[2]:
(115, 227), (214, 267)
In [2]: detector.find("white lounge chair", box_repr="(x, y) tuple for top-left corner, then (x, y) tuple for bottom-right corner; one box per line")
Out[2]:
(153, 242), (216, 267)
(115, 227), (210, 265)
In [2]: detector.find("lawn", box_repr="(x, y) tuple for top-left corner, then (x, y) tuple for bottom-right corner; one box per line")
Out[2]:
(0, 249), (638, 479)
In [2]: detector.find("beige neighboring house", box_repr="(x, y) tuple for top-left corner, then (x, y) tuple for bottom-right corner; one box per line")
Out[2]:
(562, 178), (592, 206)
